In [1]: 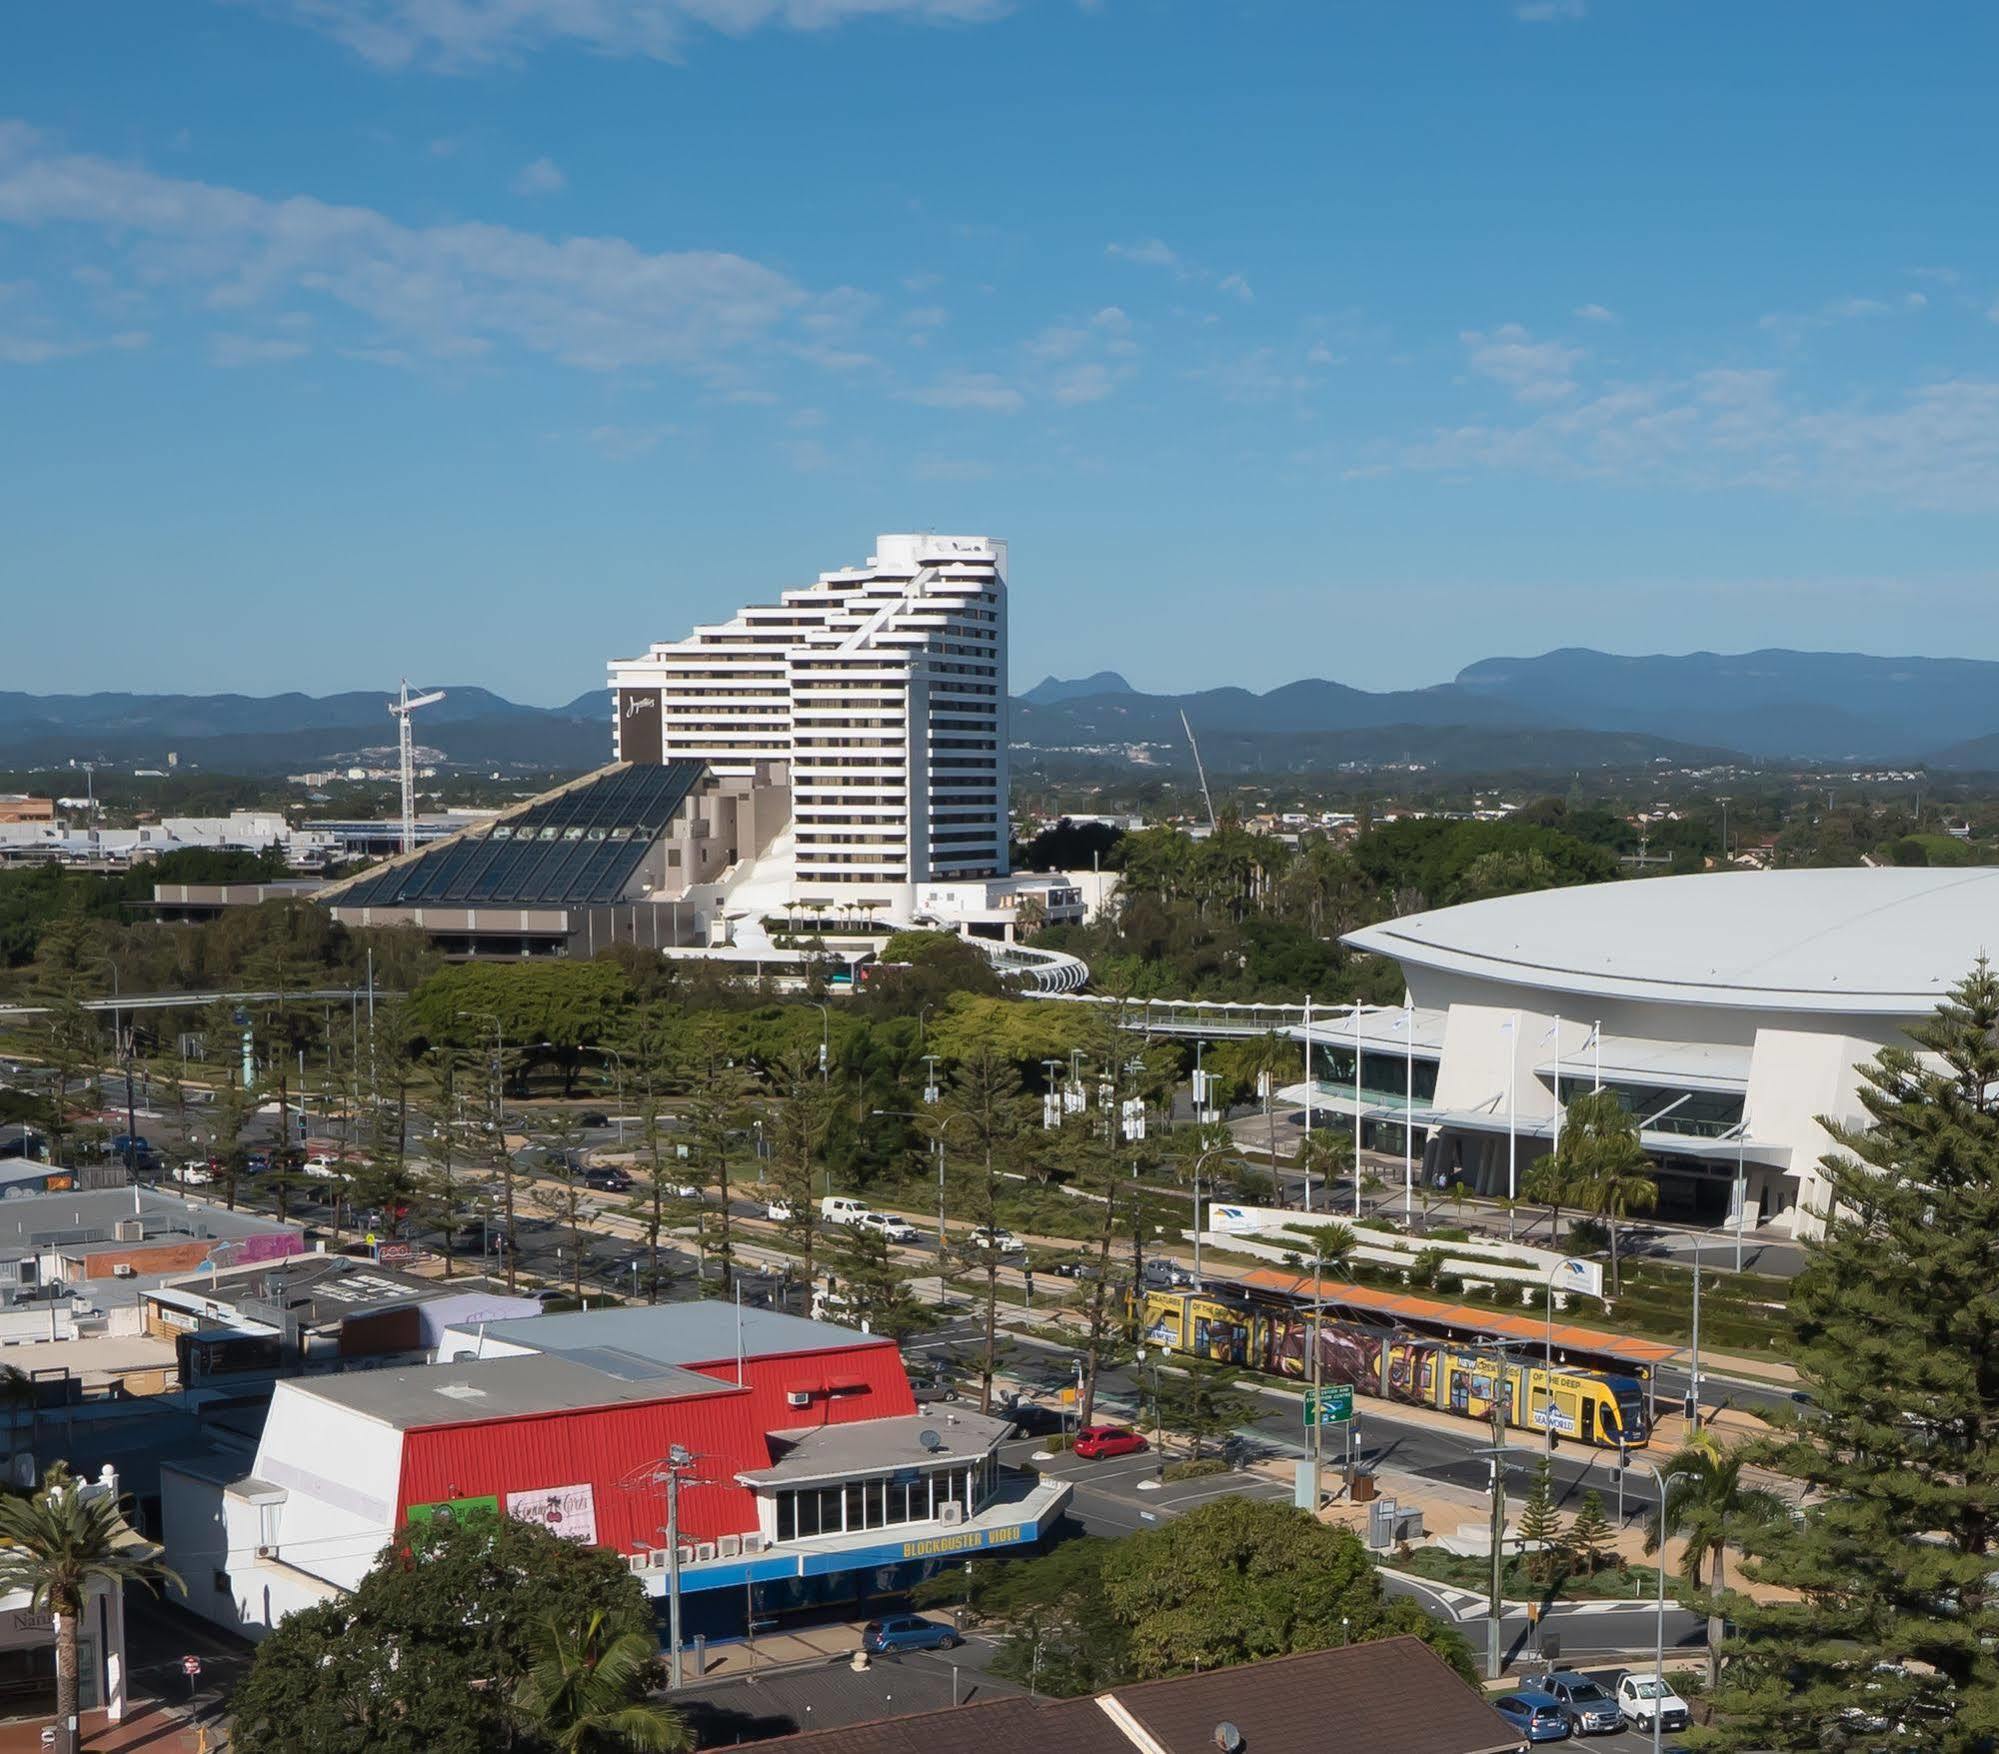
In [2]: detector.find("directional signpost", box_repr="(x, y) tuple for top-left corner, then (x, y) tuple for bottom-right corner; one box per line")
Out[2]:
(1302, 1385), (1353, 1426)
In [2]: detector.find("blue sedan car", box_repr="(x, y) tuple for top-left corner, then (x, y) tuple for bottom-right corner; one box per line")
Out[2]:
(1492, 1689), (1572, 1743)
(861, 1614), (961, 1655)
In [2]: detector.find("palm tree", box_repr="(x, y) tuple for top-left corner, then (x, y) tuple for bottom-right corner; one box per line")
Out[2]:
(0, 1465), (181, 1754)
(1553, 1090), (1657, 1293)
(1642, 1438), (1789, 1687)
(1243, 1032), (1301, 1175)
(1296, 1128), (1354, 1215)
(513, 1610), (689, 1754)
(1520, 1153), (1578, 1246)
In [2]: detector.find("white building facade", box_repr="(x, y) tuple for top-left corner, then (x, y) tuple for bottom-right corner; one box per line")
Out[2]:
(607, 534), (1008, 918)
(1335, 867), (1999, 1240)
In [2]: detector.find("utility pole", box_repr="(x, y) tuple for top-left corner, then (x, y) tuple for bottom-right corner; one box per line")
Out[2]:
(1309, 1245), (1324, 1513)
(1487, 1386), (1507, 1680)
(1688, 1237), (1702, 1433)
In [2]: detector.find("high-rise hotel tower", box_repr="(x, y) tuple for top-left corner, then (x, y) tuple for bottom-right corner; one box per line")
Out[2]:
(607, 534), (1009, 914)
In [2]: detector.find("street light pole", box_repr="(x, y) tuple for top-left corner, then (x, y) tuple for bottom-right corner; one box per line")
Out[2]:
(1625, 1458), (1689, 1754)
(1309, 1243), (1324, 1514)
(1689, 1236), (1703, 1433)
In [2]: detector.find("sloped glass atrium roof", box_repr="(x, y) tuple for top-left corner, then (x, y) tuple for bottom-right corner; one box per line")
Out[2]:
(331, 762), (702, 908)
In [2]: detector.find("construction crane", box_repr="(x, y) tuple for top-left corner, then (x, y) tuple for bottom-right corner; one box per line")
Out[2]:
(388, 679), (445, 854)
(1179, 708), (1218, 833)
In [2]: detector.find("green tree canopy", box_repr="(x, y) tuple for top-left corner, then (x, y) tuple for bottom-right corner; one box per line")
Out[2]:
(1708, 960), (1999, 1749)
(230, 1511), (655, 1754)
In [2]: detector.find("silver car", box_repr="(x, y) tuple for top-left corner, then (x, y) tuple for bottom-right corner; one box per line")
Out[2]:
(1532, 1671), (1624, 1735)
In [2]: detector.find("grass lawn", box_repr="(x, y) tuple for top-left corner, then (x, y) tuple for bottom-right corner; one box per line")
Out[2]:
(1395, 1543), (1684, 1605)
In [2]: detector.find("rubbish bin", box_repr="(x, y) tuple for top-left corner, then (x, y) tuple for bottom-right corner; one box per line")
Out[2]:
(1351, 1471), (1378, 1503)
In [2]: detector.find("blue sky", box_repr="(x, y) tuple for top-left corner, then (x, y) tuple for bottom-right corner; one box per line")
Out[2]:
(4, 1), (1997, 704)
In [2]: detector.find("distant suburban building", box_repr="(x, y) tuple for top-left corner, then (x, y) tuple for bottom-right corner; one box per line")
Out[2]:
(1335, 866), (1999, 1239)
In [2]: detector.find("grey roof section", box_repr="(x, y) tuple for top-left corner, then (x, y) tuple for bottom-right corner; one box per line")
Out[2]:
(740, 1411), (1011, 1486)
(464, 1302), (884, 1367)
(1344, 867), (1999, 1016)
(165, 1256), (516, 1329)
(0, 1188), (291, 1259)
(289, 1351), (729, 1430)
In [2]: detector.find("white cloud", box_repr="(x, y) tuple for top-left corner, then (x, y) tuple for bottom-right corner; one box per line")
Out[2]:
(0, 327), (147, 365)
(1050, 362), (1115, 405)
(1460, 323), (1582, 403)
(1574, 303), (1616, 323)
(903, 371), (1023, 413)
(1106, 237), (1180, 271)
(1025, 322), (1087, 363)
(1389, 368), (1999, 511)
(1305, 342), (1340, 367)
(587, 422), (672, 458)
(270, 0), (1012, 71)
(902, 305), (948, 330)
(209, 332), (309, 366)
(1217, 273), (1253, 303)
(512, 156), (566, 196)
(0, 122), (806, 373)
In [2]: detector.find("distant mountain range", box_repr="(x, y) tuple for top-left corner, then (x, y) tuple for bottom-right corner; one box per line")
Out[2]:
(5, 649), (1999, 777)
(1019, 649), (1999, 769)
(0, 687), (610, 774)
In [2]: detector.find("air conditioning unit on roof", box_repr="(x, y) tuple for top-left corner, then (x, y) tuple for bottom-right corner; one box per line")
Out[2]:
(939, 1502), (964, 1526)
(742, 1533), (766, 1555)
(718, 1534), (742, 1558)
(695, 1542), (718, 1564)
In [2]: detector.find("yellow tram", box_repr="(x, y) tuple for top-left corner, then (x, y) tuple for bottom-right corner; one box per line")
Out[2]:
(1135, 1286), (1651, 1449)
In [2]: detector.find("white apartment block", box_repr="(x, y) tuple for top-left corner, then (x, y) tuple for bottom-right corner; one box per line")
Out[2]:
(607, 534), (1009, 913)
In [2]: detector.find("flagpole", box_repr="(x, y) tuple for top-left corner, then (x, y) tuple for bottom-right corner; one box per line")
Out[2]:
(1506, 1012), (1519, 1238)
(1353, 1001), (1363, 1221)
(1592, 1019), (1601, 1092)
(1403, 999), (1415, 1227)
(1303, 992), (1313, 1213)
(1552, 1015), (1563, 1164)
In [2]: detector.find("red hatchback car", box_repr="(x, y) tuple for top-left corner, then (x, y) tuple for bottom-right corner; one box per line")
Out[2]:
(1072, 1424), (1147, 1460)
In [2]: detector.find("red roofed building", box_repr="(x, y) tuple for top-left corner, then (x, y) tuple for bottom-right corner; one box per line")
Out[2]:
(163, 1305), (1068, 1651)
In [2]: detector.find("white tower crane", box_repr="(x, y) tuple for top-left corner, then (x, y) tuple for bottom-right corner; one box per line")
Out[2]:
(388, 679), (446, 854)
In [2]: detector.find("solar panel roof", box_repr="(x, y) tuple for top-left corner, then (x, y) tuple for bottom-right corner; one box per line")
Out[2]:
(329, 762), (703, 909)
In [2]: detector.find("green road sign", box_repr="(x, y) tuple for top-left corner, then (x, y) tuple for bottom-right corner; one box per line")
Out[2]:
(1303, 1385), (1354, 1426)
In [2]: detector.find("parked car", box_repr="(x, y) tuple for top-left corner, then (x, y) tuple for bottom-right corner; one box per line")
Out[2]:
(302, 1153), (351, 1179)
(453, 1226), (519, 1257)
(1072, 1424), (1147, 1460)
(961, 1225), (1021, 1255)
(1140, 1258), (1196, 1289)
(1492, 1690), (1572, 1743)
(910, 1374), (959, 1405)
(765, 1198), (794, 1222)
(860, 1614), (960, 1655)
(584, 1167), (634, 1193)
(178, 1159), (217, 1187)
(1530, 1672), (1623, 1735)
(577, 1111), (609, 1128)
(999, 1397), (1066, 1439)
(108, 1134), (152, 1158)
(665, 1181), (703, 1201)
(858, 1211), (921, 1244)
(1616, 1673), (1689, 1734)
(241, 1153), (271, 1176)
(819, 1195), (874, 1226)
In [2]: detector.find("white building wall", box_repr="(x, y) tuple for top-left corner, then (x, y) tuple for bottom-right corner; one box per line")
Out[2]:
(608, 534), (1008, 916)
(1742, 1028), (1878, 1235)
(248, 1383), (407, 1591)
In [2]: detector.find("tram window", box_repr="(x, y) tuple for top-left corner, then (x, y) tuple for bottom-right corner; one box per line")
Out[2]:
(1529, 1386), (1550, 1432)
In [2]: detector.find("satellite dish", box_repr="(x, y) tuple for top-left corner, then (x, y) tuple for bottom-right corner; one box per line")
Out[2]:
(1213, 1725), (1244, 1754)
(917, 1428), (945, 1453)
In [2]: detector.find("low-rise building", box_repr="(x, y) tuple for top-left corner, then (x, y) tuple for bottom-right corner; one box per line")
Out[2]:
(164, 1303), (1068, 1645)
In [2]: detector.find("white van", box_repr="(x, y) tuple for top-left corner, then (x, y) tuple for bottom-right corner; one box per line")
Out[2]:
(819, 1195), (874, 1226)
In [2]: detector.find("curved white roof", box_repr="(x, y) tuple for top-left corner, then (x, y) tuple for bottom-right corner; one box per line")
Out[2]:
(1343, 867), (1999, 1016)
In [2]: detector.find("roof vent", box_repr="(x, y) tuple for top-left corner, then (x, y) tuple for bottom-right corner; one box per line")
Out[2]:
(1214, 1725), (1244, 1754)
(435, 1382), (486, 1401)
